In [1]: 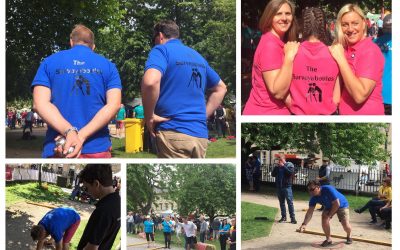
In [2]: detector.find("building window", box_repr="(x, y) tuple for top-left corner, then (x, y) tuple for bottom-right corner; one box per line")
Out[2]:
(165, 203), (169, 210)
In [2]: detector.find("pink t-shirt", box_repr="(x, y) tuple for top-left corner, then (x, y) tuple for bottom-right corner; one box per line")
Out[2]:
(289, 41), (339, 115)
(339, 37), (384, 115)
(243, 32), (290, 115)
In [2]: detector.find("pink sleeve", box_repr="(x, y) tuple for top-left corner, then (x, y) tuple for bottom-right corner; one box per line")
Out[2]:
(259, 41), (284, 72)
(355, 48), (384, 83)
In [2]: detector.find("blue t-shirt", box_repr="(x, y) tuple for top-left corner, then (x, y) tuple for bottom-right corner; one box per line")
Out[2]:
(144, 39), (221, 138)
(116, 107), (126, 121)
(134, 105), (144, 119)
(144, 220), (154, 233)
(39, 207), (80, 242)
(31, 45), (122, 157)
(374, 34), (392, 105)
(162, 220), (173, 233)
(309, 185), (349, 209)
(219, 224), (231, 235)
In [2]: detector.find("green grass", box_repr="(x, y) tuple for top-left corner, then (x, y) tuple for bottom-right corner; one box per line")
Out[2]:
(241, 201), (278, 241)
(6, 182), (69, 206)
(70, 220), (121, 249)
(128, 230), (221, 250)
(111, 137), (236, 158)
(261, 185), (372, 209)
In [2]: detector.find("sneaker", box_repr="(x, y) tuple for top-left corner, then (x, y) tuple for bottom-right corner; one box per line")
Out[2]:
(368, 220), (377, 224)
(354, 209), (362, 214)
(346, 237), (353, 244)
(278, 217), (287, 223)
(320, 240), (333, 247)
(291, 218), (297, 224)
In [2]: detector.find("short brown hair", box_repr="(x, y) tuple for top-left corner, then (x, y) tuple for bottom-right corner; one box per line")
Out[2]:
(70, 24), (95, 47)
(259, 0), (298, 42)
(153, 20), (180, 40)
(307, 180), (320, 189)
(79, 164), (113, 187)
(31, 225), (45, 241)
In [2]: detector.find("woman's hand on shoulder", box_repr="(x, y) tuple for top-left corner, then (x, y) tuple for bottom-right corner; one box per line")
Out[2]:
(328, 43), (345, 63)
(284, 41), (300, 61)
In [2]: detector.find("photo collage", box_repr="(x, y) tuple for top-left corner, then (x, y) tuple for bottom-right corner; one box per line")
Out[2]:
(3, 0), (397, 249)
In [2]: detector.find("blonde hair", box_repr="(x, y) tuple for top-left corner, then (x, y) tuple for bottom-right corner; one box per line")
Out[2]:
(70, 24), (95, 47)
(259, 0), (298, 42)
(335, 4), (367, 46)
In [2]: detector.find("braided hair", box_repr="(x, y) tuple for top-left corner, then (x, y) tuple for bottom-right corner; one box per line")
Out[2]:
(302, 7), (329, 45)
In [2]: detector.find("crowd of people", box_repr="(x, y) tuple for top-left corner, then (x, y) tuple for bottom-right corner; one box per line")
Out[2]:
(126, 213), (236, 249)
(6, 108), (44, 136)
(242, 0), (392, 115)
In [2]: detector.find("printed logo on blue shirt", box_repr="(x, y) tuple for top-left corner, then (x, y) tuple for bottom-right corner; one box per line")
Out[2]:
(188, 68), (202, 88)
(72, 75), (90, 95)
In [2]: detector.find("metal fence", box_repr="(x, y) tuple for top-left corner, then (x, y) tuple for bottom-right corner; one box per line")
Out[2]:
(11, 168), (58, 183)
(261, 164), (386, 194)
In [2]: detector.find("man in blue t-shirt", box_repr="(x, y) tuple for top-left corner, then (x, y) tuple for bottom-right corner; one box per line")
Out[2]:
(32, 24), (122, 158)
(142, 20), (227, 158)
(299, 180), (352, 247)
(375, 14), (392, 115)
(31, 207), (81, 250)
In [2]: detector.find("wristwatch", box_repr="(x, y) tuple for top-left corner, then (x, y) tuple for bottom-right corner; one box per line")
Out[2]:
(64, 127), (79, 137)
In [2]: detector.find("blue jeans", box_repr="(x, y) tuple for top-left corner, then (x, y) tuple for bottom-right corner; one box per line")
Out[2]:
(368, 200), (386, 221)
(277, 187), (295, 219)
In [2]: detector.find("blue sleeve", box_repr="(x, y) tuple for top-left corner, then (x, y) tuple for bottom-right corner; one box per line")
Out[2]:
(145, 46), (168, 75)
(309, 197), (317, 207)
(32, 59), (51, 89)
(106, 62), (122, 91)
(327, 187), (339, 203)
(205, 62), (221, 89)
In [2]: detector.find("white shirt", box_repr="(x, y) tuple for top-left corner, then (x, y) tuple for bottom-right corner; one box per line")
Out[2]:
(177, 221), (197, 237)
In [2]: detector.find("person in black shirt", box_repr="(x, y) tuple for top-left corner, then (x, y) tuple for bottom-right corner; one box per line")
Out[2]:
(77, 164), (121, 250)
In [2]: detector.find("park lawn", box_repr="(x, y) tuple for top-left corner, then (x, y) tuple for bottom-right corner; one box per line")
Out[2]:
(111, 137), (236, 158)
(242, 201), (278, 241)
(6, 182), (69, 206)
(262, 186), (372, 209)
(128, 230), (221, 250)
(70, 220), (121, 249)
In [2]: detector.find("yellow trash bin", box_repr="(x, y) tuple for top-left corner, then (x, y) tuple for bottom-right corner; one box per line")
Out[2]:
(123, 118), (144, 153)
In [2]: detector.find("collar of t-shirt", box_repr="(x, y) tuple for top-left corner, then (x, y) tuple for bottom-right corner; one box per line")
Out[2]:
(95, 191), (118, 208)
(71, 44), (92, 52)
(164, 38), (182, 46)
(266, 31), (284, 48)
(346, 37), (373, 53)
(301, 41), (325, 56)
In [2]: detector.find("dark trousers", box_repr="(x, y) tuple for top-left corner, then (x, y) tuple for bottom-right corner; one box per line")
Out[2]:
(200, 231), (206, 243)
(216, 118), (226, 137)
(127, 222), (134, 233)
(368, 200), (386, 221)
(277, 187), (295, 219)
(219, 234), (228, 250)
(253, 172), (261, 191)
(380, 207), (392, 228)
(163, 232), (171, 248)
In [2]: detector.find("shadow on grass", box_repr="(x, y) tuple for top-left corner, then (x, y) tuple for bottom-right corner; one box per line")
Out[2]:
(6, 209), (36, 250)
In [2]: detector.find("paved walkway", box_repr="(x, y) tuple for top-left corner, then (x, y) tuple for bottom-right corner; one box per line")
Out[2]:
(242, 192), (391, 250)
(126, 234), (180, 250)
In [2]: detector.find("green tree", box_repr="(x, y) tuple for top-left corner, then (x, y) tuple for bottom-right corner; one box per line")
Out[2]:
(126, 164), (173, 214)
(169, 164), (236, 221)
(242, 123), (389, 166)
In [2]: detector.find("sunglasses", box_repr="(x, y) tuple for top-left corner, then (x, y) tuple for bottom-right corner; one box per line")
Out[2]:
(308, 186), (317, 192)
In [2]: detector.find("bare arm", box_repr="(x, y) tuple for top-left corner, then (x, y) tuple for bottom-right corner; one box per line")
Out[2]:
(299, 206), (315, 231)
(333, 77), (341, 106)
(141, 69), (170, 137)
(36, 239), (45, 250)
(83, 243), (99, 250)
(263, 41), (299, 100)
(78, 88), (121, 142)
(206, 80), (227, 118)
(329, 44), (376, 104)
(33, 86), (82, 157)
(327, 199), (340, 218)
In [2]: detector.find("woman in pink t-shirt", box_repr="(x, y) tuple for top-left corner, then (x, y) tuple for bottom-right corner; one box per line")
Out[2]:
(329, 4), (384, 115)
(288, 7), (340, 115)
(242, 0), (299, 115)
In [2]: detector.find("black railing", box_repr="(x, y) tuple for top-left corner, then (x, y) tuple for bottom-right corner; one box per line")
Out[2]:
(261, 164), (385, 194)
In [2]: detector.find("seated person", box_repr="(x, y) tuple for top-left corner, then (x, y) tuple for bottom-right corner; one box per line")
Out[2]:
(355, 177), (391, 224)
